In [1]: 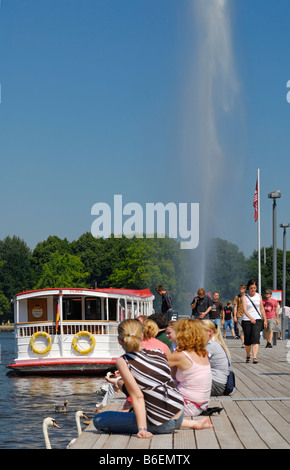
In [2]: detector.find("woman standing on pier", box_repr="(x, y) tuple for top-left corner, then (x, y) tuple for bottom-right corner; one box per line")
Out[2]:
(94, 319), (212, 439)
(242, 279), (267, 364)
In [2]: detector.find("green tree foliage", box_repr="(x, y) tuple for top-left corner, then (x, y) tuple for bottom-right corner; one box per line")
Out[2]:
(108, 236), (191, 313)
(0, 293), (12, 318)
(2, 231), (290, 313)
(248, 247), (290, 305)
(35, 252), (89, 289)
(31, 236), (71, 286)
(71, 233), (135, 288)
(0, 236), (33, 298)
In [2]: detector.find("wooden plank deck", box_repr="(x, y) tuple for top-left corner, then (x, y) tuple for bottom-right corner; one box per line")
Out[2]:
(68, 338), (290, 450)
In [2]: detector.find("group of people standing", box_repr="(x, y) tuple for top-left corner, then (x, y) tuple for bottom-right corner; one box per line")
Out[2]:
(191, 289), (236, 339)
(191, 279), (279, 364)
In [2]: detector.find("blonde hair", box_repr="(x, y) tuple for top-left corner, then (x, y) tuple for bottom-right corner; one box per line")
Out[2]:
(118, 319), (143, 353)
(176, 318), (207, 357)
(201, 320), (231, 359)
(142, 319), (158, 340)
(167, 320), (177, 334)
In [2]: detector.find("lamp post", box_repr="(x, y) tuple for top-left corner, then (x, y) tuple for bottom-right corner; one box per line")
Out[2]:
(280, 223), (290, 340)
(268, 190), (281, 290)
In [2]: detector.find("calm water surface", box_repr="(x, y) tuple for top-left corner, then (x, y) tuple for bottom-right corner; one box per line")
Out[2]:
(0, 331), (109, 449)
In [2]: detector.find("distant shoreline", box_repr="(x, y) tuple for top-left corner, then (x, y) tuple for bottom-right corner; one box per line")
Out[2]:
(0, 325), (14, 332)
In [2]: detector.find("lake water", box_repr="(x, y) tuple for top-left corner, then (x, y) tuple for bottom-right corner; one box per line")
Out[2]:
(0, 331), (109, 449)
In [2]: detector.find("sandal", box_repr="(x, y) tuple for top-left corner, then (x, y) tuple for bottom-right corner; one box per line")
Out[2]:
(200, 407), (223, 416)
(246, 357), (251, 363)
(253, 358), (258, 364)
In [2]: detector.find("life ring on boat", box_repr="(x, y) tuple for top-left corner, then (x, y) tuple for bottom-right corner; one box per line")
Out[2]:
(72, 331), (95, 355)
(30, 331), (52, 355)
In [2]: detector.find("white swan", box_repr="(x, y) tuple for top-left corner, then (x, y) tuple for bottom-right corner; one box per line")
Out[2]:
(66, 411), (88, 448)
(43, 417), (60, 449)
(75, 410), (88, 436)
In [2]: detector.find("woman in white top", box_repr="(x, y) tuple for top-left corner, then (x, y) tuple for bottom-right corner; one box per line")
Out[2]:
(242, 279), (267, 364)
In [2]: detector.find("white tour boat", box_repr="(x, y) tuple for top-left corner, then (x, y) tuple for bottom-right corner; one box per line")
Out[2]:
(8, 287), (154, 375)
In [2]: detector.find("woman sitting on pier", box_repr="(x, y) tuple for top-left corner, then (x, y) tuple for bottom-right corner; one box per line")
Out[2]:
(202, 320), (231, 396)
(94, 319), (212, 439)
(141, 318), (170, 355)
(167, 319), (212, 416)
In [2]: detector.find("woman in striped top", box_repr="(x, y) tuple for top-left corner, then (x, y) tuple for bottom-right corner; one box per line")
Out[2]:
(94, 319), (212, 438)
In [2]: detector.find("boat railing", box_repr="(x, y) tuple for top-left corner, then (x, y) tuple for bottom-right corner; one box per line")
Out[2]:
(15, 321), (119, 338)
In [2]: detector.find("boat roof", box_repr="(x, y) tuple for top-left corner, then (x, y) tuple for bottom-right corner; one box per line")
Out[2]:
(14, 287), (154, 300)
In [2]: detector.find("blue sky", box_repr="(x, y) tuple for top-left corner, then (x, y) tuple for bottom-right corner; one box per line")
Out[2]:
(1, 0), (290, 260)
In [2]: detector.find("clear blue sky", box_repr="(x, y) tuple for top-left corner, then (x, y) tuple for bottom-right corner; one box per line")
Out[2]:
(1, 0), (290, 259)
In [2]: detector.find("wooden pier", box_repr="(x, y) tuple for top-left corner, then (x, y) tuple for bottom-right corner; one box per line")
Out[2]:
(68, 338), (290, 450)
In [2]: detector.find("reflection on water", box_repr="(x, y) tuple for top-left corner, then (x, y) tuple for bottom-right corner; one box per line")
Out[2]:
(0, 332), (111, 449)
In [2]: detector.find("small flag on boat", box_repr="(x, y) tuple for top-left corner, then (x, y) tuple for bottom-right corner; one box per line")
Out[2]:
(56, 304), (60, 331)
(253, 179), (258, 222)
(101, 384), (116, 407)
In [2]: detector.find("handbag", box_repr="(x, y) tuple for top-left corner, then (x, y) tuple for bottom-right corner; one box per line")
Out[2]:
(246, 294), (264, 330)
(222, 348), (235, 395)
(223, 348), (236, 395)
(224, 370), (235, 395)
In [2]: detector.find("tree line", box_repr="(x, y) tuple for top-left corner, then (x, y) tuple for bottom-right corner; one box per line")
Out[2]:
(0, 233), (289, 321)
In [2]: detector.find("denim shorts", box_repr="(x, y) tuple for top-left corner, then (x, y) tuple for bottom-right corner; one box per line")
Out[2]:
(94, 409), (184, 435)
(223, 319), (234, 330)
(210, 318), (221, 329)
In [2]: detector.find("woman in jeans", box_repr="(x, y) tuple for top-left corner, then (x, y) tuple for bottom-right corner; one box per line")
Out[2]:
(242, 279), (267, 364)
(94, 319), (212, 438)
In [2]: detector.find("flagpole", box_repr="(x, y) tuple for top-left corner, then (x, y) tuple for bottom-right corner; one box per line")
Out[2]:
(257, 168), (261, 294)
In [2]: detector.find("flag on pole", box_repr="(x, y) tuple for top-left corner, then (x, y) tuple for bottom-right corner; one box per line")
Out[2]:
(253, 180), (258, 222)
(56, 303), (60, 331)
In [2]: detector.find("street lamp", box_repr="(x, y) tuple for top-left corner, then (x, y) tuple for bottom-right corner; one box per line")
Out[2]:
(268, 190), (281, 290)
(280, 223), (290, 340)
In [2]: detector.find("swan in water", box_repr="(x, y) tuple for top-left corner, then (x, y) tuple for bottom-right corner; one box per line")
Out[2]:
(55, 400), (70, 413)
(67, 411), (88, 448)
(43, 417), (60, 449)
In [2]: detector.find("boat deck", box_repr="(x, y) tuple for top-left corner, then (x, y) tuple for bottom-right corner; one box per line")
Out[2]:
(68, 338), (290, 450)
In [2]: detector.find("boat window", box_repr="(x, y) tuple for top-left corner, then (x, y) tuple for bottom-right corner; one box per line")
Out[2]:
(85, 298), (101, 320)
(119, 299), (125, 321)
(62, 298), (82, 320)
(126, 302), (138, 319)
(108, 298), (117, 321)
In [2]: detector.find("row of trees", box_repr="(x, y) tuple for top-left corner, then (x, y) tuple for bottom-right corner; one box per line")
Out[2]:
(0, 233), (289, 321)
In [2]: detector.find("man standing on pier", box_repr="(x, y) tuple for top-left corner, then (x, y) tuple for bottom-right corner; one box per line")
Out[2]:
(155, 285), (173, 319)
(210, 292), (224, 328)
(234, 284), (246, 347)
(191, 288), (213, 320)
(263, 289), (279, 348)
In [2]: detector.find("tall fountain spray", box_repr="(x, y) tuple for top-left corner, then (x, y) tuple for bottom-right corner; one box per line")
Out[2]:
(180, 0), (240, 292)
